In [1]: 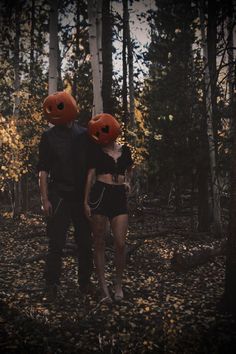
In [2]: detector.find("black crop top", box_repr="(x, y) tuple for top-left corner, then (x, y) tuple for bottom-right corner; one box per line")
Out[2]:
(88, 144), (133, 176)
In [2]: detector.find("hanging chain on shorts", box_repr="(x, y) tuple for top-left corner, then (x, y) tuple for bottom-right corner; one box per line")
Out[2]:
(89, 187), (105, 210)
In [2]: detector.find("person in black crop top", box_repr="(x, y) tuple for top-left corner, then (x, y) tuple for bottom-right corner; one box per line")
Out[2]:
(84, 114), (134, 303)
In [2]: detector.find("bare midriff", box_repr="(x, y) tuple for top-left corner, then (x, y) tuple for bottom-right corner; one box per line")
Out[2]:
(97, 173), (125, 185)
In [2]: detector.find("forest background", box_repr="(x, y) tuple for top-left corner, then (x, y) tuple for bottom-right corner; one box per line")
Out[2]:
(1, 0), (236, 353)
(0, 0), (235, 234)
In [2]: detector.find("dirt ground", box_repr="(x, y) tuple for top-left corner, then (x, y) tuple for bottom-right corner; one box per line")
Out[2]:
(0, 196), (236, 353)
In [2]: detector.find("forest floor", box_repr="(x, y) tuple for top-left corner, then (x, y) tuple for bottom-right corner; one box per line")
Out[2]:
(0, 195), (236, 354)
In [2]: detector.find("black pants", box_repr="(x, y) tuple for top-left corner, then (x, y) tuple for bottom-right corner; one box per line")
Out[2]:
(44, 187), (93, 287)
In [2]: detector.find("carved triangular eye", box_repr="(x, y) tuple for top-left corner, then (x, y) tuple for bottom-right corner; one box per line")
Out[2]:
(46, 105), (52, 113)
(57, 102), (64, 110)
(101, 125), (109, 133)
(95, 131), (100, 137)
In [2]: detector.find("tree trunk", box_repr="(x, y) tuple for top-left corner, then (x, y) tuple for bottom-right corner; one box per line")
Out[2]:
(174, 173), (182, 213)
(223, 0), (236, 315)
(88, 0), (103, 115)
(197, 114), (210, 232)
(72, 0), (80, 103)
(102, 0), (113, 114)
(49, 0), (59, 94)
(225, 132), (236, 314)
(22, 0), (36, 213)
(199, 0), (222, 236)
(57, 48), (63, 91)
(122, 0), (128, 127)
(227, 0), (236, 134)
(126, 3), (135, 128)
(207, 0), (218, 155)
(21, 175), (29, 212)
(12, 2), (22, 217)
(197, 164), (210, 231)
(171, 242), (226, 272)
(30, 0), (35, 95)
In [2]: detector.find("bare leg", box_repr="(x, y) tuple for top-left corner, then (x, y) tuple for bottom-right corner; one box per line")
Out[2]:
(91, 214), (111, 299)
(110, 214), (128, 300)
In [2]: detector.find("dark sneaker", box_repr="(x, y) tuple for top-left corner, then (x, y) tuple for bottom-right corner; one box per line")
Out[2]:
(79, 281), (95, 295)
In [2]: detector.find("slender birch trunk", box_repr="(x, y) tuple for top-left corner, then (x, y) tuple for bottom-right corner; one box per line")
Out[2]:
(102, 0), (113, 114)
(13, 6), (20, 121)
(195, 21), (209, 232)
(122, 0), (135, 128)
(30, 0), (35, 95)
(126, 4), (135, 128)
(199, 1), (222, 236)
(73, 0), (80, 102)
(123, 0), (140, 196)
(48, 0), (58, 94)
(22, 0), (36, 212)
(88, 0), (103, 115)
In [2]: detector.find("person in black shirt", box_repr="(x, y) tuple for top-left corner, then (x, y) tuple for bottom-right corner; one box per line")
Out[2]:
(84, 113), (134, 303)
(38, 91), (94, 300)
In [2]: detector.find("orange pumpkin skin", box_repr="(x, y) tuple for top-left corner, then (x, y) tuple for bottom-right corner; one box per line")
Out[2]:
(88, 113), (121, 145)
(43, 91), (78, 125)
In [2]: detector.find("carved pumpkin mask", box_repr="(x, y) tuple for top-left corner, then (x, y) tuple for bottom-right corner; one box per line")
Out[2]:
(43, 91), (78, 125)
(88, 113), (121, 145)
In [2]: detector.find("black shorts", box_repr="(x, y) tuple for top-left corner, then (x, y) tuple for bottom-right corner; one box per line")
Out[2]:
(89, 181), (128, 219)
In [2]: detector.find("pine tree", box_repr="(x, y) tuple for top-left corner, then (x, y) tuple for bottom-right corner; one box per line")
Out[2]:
(142, 0), (199, 206)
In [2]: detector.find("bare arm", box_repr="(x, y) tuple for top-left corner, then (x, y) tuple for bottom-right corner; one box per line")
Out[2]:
(84, 168), (96, 218)
(39, 171), (52, 216)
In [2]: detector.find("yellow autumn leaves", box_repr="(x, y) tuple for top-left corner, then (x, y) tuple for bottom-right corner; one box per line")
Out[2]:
(0, 103), (149, 192)
(0, 112), (43, 192)
(0, 116), (24, 191)
(116, 102), (150, 166)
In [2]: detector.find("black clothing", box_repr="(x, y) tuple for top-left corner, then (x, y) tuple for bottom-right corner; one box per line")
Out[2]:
(89, 181), (128, 219)
(88, 144), (133, 219)
(37, 122), (94, 287)
(45, 186), (92, 286)
(88, 145), (133, 176)
(38, 123), (92, 201)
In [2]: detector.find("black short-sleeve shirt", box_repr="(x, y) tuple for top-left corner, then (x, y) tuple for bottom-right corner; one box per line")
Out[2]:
(88, 144), (133, 175)
(37, 123), (95, 198)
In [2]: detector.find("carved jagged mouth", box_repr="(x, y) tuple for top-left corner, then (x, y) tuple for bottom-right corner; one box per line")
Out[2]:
(92, 134), (99, 140)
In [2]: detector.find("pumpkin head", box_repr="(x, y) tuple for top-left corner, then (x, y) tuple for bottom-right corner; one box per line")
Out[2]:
(88, 113), (121, 145)
(43, 91), (78, 125)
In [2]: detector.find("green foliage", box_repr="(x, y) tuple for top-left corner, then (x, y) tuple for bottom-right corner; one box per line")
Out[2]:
(59, 0), (93, 123)
(0, 108), (47, 192)
(0, 0), (232, 204)
(0, 0), (49, 193)
(141, 0), (204, 192)
(0, 0), (94, 195)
